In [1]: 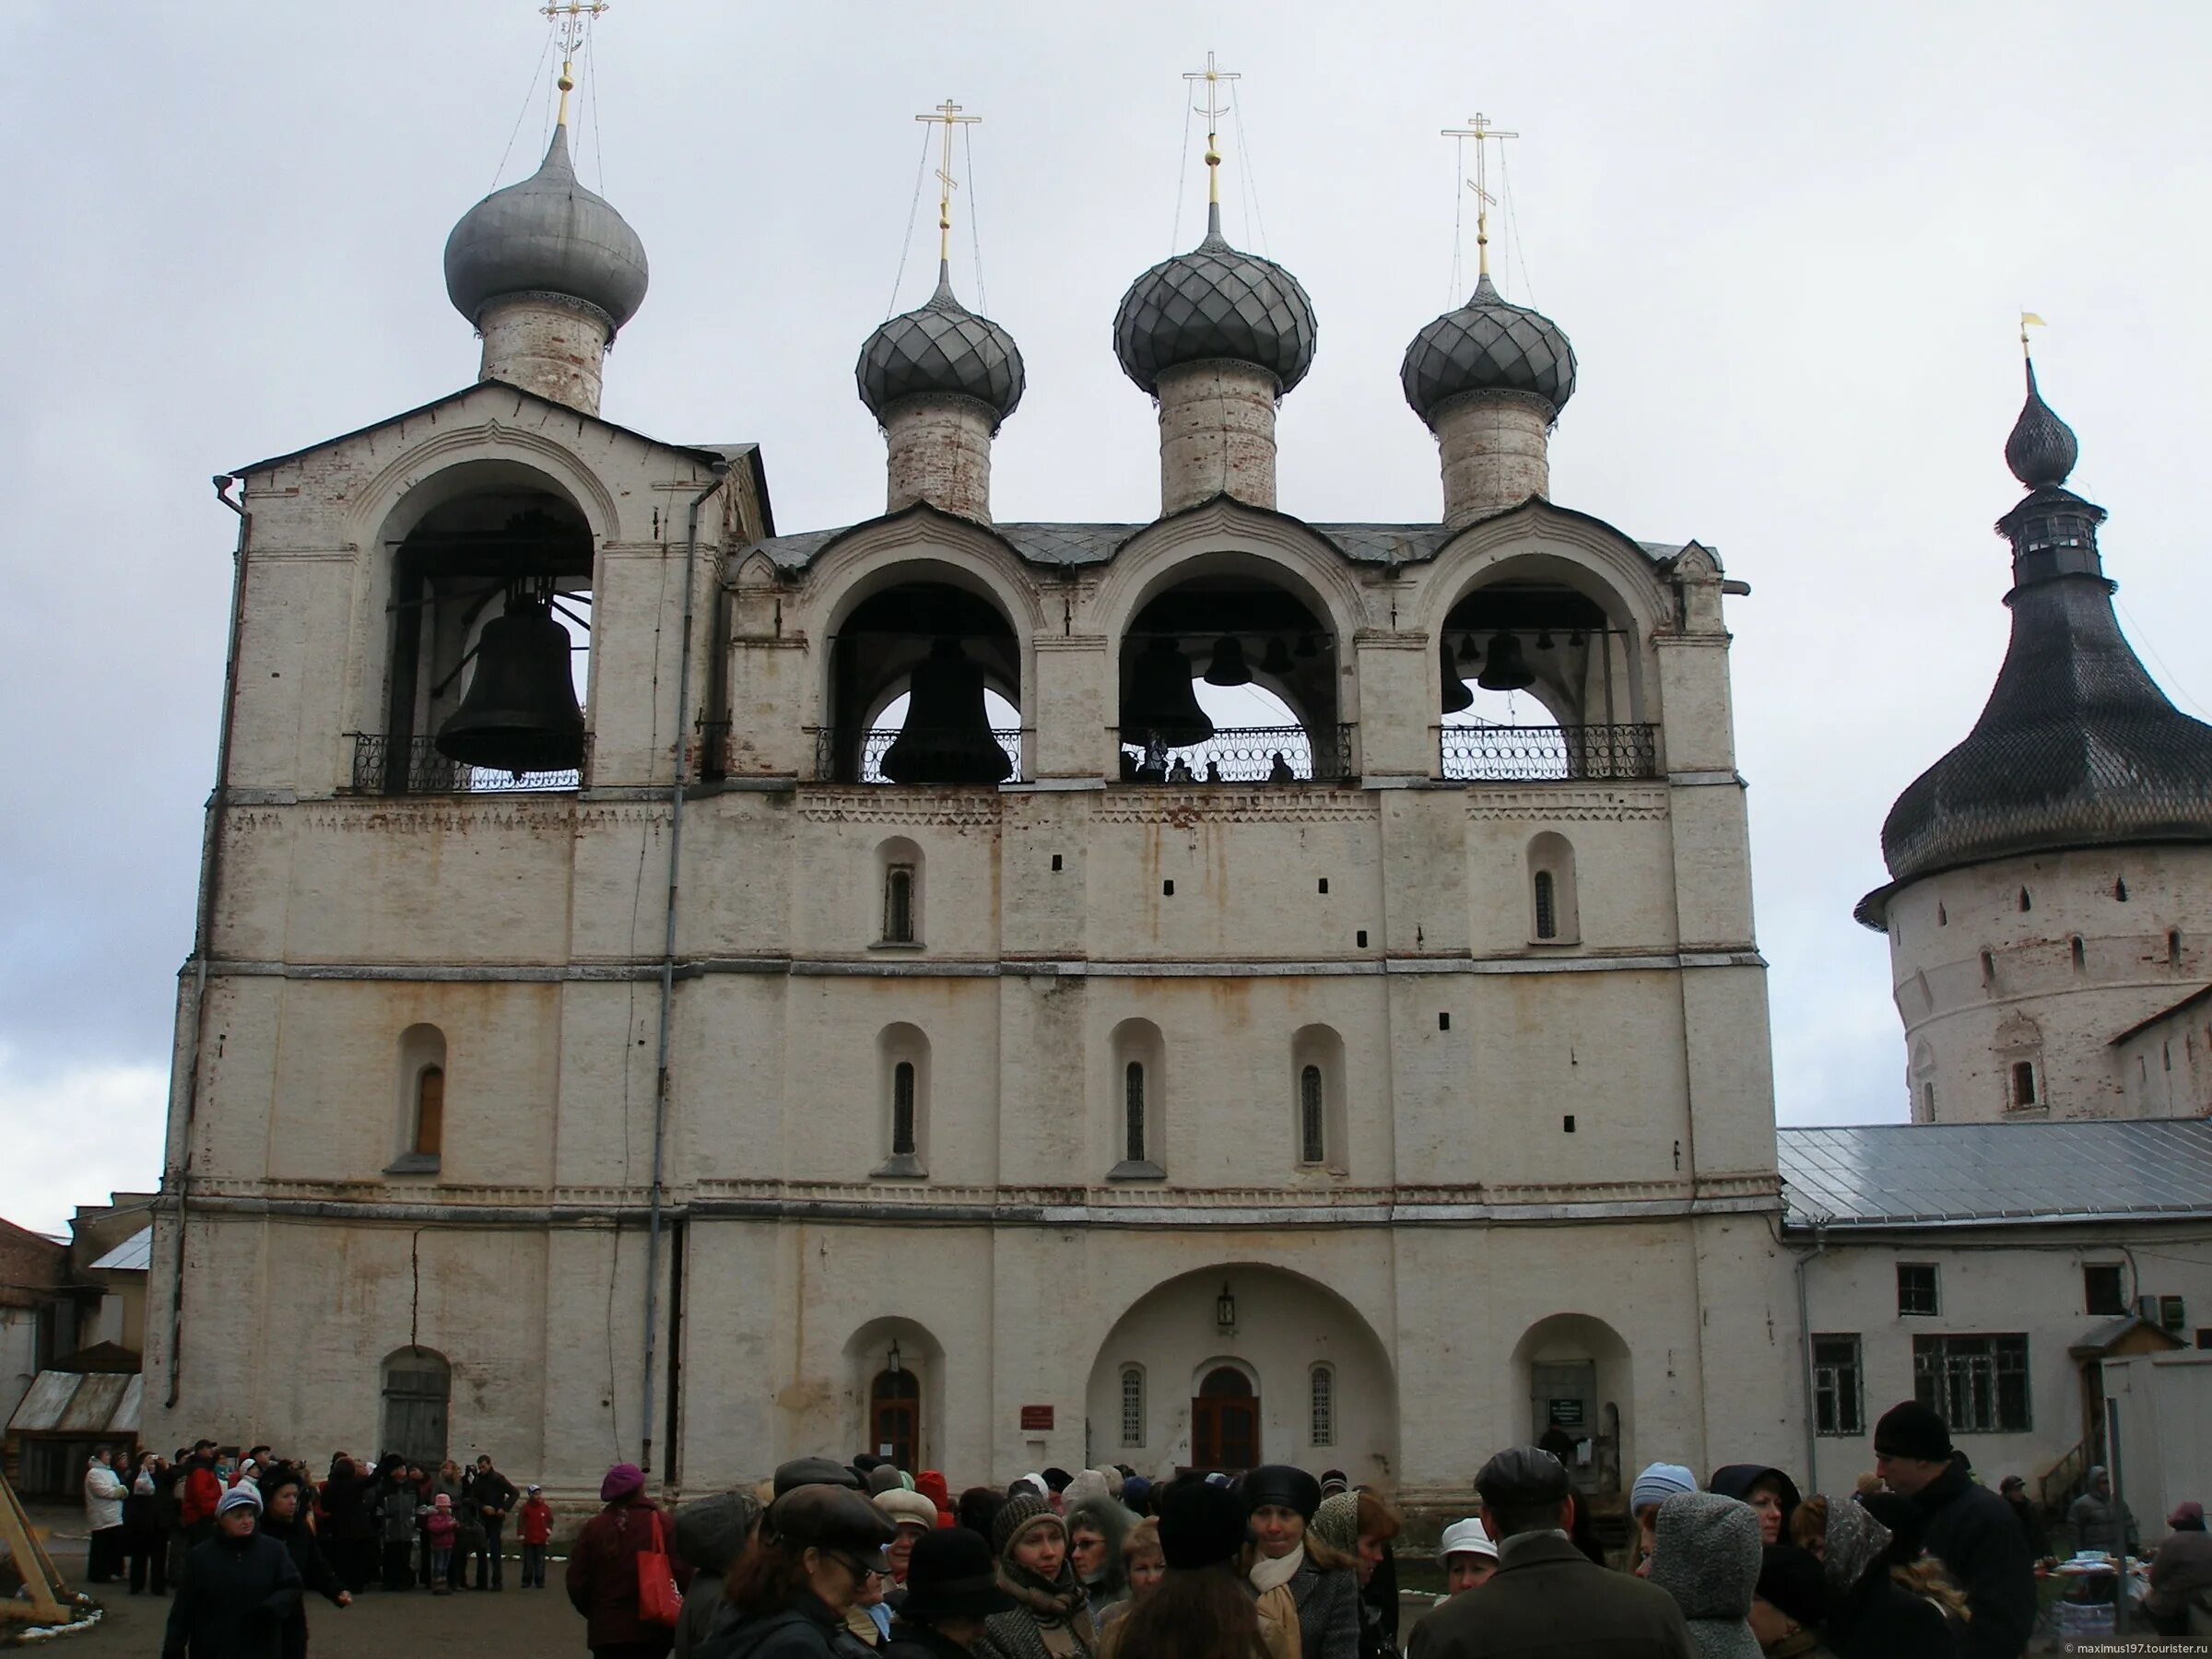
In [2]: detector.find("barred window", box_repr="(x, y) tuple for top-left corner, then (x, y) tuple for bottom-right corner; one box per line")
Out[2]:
(1310, 1365), (1335, 1447)
(1534, 870), (1558, 939)
(1300, 1065), (1325, 1164)
(1913, 1334), (2030, 1433)
(1812, 1335), (1863, 1436)
(1897, 1263), (1939, 1316)
(1120, 1366), (1144, 1447)
(1124, 1063), (1147, 1163)
(891, 1063), (917, 1157)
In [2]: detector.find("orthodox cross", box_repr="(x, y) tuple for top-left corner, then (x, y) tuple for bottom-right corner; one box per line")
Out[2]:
(1441, 112), (1517, 276)
(540, 0), (608, 126)
(916, 99), (982, 263)
(1183, 52), (1241, 206)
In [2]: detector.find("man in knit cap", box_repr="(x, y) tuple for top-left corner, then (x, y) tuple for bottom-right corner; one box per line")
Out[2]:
(1872, 1400), (2032, 1659)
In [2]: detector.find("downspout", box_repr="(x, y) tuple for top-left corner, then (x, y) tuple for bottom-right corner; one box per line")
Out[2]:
(1794, 1224), (1828, 1491)
(166, 475), (253, 1408)
(638, 458), (728, 1476)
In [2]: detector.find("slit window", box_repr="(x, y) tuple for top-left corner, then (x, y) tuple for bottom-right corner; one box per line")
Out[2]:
(884, 865), (915, 943)
(1124, 1063), (1147, 1163)
(2171, 930), (2183, 967)
(1534, 870), (1559, 940)
(1120, 1365), (1145, 1446)
(1299, 1065), (1326, 1164)
(413, 1066), (445, 1159)
(2010, 1060), (2038, 1109)
(2071, 935), (2086, 971)
(891, 1062), (917, 1156)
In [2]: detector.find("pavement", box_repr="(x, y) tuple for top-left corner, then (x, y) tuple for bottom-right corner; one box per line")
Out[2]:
(16, 1509), (580, 1654)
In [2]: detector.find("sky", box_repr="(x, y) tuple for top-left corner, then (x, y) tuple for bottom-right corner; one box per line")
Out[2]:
(5, 1), (2211, 1236)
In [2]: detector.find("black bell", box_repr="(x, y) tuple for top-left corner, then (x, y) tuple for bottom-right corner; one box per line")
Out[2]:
(1203, 635), (1253, 687)
(1441, 639), (1473, 714)
(1457, 632), (1480, 665)
(435, 595), (585, 773)
(1121, 638), (1214, 747)
(1260, 636), (1295, 677)
(881, 638), (1012, 784)
(1477, 630), (1535, 691)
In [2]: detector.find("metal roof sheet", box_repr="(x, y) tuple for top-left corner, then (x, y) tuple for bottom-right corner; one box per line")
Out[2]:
(1777, 1119), (2212, 1229)
(7, 1371), (81, 1433)
(7, 1370), (144, 1437)
(57, 1371), (131, 1435)
(90, 1228), (151, 1272)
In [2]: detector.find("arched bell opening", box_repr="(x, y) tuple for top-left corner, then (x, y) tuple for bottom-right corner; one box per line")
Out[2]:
(1438, 575), (1652, 781)
(1116, 574), (1347, 783)
(375, 481), (594, 794)
(826, 582), (1022, 784)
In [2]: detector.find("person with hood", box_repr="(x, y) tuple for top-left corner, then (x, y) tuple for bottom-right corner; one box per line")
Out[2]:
(1711, 1467), (1804, 1549)
(1647, 1491), (1765, 1659)
(698, 1483), (898, 1659)
(976, 1490), (1093, 1659)
(675, 1490), (767, 1656)
(1870, 1402), (2031, 1659)
(2066, 1465), (2138, 1559)
(1814, 1495), (1956, 1659)
(162, 1484), (304, 1659)
(915, 1473), (956, 1529)
(1749, 1546), (1833, 1659)
(569, 1463), (691, 1659)
(368, 1457), (418, 1592)
(258, 1469), (349, 1657)
(1064, 1495), (1133, 1623)
(1992, 1479), (2044, 1562)
(1436, 1518), (1498, 1595)
(1310, 1488), (1399, 1659)
(1099, 1477), (1287, 1659)
(2144, 1500), (2212, 1638)
(884, 1526), (1018, 1659)
(1100, 1518), (1164, 1629)
(1413, 1449), (1693, 1659)
(1120, 1477), (1151, 1519)
(520, 1485), (556, 1589)
(1244, 1464), (1358, 1659)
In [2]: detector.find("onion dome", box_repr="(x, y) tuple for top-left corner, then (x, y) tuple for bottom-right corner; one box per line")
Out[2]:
(855, 262), (1026, 429)
(1113, 205), (1317, 395)
(1865, 365), (2212, 905)
(1401, 272), (1576, 427)
(443, 124), (649, 334)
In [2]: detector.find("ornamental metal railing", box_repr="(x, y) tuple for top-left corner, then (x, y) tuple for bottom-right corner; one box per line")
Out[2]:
(1438, 724), (1660, 781)
(1114, 724), (1357, 784)
(815, 726), (1025, 784)
(347, 733), (589, 795)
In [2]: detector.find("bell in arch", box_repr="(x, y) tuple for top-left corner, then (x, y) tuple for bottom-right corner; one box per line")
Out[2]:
(1121, 637), (1214, 747)
(1203, 635), (1253, 687)
(881, 638), (1013, 785)
(435, 594), (586, 774)
(1477, 629), (1535, 692)
(1441, 638), (1473, 714)
(1259, 635), (1295, 677)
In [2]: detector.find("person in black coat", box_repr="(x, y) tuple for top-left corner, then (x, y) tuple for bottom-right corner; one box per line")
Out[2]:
(162, 1486), (305, 1659)
(699, 1483), (898, 1659)
(883, 1529), (1017, 1659)
(1872, 1403), (2033, 1659)
(258, 1471), (349, 1659)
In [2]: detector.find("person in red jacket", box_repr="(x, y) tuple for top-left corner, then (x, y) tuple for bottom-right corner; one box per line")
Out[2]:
(178, 1444), (225, 1558)
(519, 1486), (555, 1589)
(568, 1464), (690, 1659)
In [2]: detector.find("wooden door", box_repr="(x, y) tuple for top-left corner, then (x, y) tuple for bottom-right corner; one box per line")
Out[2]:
(1191, 1367), (1258, 1471)
(871, 1369), (920, 1469)
(381, 1349), (450, 1467)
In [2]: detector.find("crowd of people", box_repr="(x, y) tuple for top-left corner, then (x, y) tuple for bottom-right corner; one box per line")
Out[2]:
(103, 1395), (2212, 1659)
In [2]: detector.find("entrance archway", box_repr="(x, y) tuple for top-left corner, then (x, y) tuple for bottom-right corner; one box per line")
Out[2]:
(871, 1369), (920, 1468)
(1511, 1313), (1631, 1495)
(1192, 1366), (1259, 1471)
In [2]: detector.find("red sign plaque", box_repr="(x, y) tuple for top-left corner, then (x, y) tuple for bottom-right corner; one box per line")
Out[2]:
(1019, 1405), (1054, 1431)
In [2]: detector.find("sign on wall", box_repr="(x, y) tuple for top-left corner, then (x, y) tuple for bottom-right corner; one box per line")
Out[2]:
(1019, 1405), (1055, 1431)
(1547, 1398), (1585, 1428)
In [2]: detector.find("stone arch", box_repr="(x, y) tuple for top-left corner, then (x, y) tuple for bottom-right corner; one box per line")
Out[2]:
(394, 1023), (447, 1170)
(1526, 831), (1582, 945)
(1510, 1312), (1632, 1495)
(875, 836), (924, 946)
(873, 1022), (930, 1177)
(1085, 1263), (1396, 1480)
(1108, 1018), (1167, 1178)
(1289, 1024), (1348, 1174)
(841, 1316), (946, 1471)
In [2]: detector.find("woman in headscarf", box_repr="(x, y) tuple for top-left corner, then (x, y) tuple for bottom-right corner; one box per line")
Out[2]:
(1814, 1495), (1957, 1659)
(1243, 1464), (1357, 1659)
(1065, 1496), (1134, 1623)
(1710, 1466), (1805, 1549)
(977, 1491), (1094, 1659)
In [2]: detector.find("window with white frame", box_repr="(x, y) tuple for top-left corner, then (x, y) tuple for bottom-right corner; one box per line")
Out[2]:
(1912, 1334), (2030, 1432)
(1309, 1364), (1335, 1447)
(1120, 1365), (1145, 1446)
(1812, 1335), (1863, 1436)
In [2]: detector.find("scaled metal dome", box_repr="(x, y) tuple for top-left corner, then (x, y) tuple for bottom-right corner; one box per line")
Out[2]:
(855, 264), (1026, 428)
(1113, 206), (1317, 395)
(1401, 272), (1576, 426)
(2003, 359), (2079, 489)
(444, 124), (649, 333)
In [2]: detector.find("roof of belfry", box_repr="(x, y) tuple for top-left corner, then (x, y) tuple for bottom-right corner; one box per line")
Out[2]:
(1777, 1119), (2212, 1229)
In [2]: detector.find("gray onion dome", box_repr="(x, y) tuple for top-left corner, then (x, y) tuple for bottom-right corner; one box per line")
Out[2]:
(855, 263), (1026, 429)
(443, 124), (649, 334)
(1401, 272), (1576, 426)
(1113, 205), (1317, 395)
(2004, 359), (2079, 489)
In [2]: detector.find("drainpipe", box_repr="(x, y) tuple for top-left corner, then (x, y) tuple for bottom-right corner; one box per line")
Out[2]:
(638, 459), (728, 1476)
(1794, 1225), (1828, 1491)
(165, 476), (253, 1408)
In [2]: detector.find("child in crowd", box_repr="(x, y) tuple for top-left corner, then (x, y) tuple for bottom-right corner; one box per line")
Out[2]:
(426, 1492), (458, 1595)
(518, 1485), (554, 1588)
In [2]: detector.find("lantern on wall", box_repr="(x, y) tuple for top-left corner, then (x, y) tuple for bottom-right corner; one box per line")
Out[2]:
(1216, 1283), (1237, 1333)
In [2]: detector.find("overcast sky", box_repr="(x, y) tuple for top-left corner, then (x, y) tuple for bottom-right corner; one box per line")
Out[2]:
(5, 2), (2210, 1236)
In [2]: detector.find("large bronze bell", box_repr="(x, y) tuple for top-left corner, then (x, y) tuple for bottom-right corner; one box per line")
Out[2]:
(1441, 638), (1474, 714)
(1203, 635), (1253, 687)
(881, 638), (1012, 784)
(435, 595), (586, 773)
(1477, 629), (1535, 692)
(1120, 637), (1214, 747)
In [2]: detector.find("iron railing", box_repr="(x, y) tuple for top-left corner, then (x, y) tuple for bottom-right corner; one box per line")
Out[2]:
(815, 726), (1024, 784)
(1115, 724), (1357, 784)
(348, 733), (588, 795)
(1439, 724), (1659, 781)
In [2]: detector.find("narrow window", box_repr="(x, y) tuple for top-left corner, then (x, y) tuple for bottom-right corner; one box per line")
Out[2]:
(891, 1062), (917, 1156)
(883, 865), (915, 943)
(1897, 1263), (1939, 1316)
(1534, 870), (1559, 940)
(2018, 888), (2032, 912)
(1300, 1065), (1326, 1164)
(1812, 1335), (1865, 1436)
(413, 1066), (445, 1158)
(2171, 929), (2184, 967)
(1937, 902), (1947, 926)
(2010, 1060), (2038, 1109)
(1119, 1366), (1145, 1447)
(2083, 1265), (2125, 1317)
(2115, 877), (2129, 901)
(1309, 1365), (1336, 1448)
(1980, 950), (1995, 983)
(2071, 935), (2086, 971)
(1124, 1063), (1147, 1163)
(2164, 1041), (2173, 1073)
(1920, 1081), (1936, 1120)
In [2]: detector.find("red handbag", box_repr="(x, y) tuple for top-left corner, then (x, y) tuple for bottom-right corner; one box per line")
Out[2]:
(636, 1507), (683, 1627)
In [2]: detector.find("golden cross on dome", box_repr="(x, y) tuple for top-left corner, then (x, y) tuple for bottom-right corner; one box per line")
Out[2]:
(540, 0), (608, 128)
(915, 98), (982, 264)
(1183, 52), (1241, 206)
(1441, 112), (1518, 276)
